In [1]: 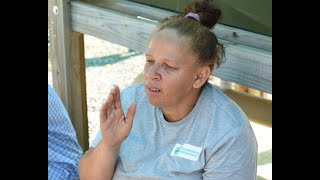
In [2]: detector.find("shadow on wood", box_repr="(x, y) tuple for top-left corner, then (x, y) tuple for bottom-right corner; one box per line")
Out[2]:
(222, 89), (271, 127)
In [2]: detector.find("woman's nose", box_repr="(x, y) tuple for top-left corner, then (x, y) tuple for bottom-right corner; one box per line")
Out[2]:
(145, 64), (161, 81)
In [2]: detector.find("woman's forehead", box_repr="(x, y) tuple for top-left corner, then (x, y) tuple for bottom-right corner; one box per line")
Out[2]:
(147, 38), (185, 59)
(148, 30), (190, 52)
(153, 29), (187, 43)
(147, 31), (197, 65)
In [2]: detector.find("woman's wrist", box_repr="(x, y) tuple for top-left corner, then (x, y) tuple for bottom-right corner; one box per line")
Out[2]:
(99, 140), (121, 153)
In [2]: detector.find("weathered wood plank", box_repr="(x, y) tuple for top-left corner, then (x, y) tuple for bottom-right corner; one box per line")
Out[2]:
(213, 24), (271, 52)
(81, 0), (271, 51)
(215, 40), (272, 94)
(72, 1), (156, 53)
(49, 0), (89, 151)
(71, 1), (272, 94)
(83, 0), (174, 21)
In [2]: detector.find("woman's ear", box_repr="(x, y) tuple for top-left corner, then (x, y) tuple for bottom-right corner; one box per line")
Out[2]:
(193, 66), (211, 88)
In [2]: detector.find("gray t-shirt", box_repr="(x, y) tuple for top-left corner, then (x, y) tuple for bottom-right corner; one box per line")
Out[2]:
(92, 83), (257, 180)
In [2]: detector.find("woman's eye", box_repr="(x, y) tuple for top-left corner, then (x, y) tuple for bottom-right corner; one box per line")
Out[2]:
(164, 64), (175, 70)
(146, 59), (154, 63)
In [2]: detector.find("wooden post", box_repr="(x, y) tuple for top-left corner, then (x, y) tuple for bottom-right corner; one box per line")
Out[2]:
(48, 0), (89, 151)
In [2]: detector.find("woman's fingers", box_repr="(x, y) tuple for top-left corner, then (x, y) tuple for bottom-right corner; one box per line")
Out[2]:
(106, 93), (113, 115)
(99, 87), (136, 147)
(100, 89), (115, 125)
(110, 87), (116, 110)
(124, 103), (137, 128)
(113, 85), (126, 126)
(99, 101), (108, 123)
(114, 85), (122, 110)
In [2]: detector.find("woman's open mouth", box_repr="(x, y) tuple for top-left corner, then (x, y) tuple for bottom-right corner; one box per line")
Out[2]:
(146, 85), (161, 96)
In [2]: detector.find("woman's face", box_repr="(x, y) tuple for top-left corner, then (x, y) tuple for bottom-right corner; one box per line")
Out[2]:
(144, 29), (201, 108)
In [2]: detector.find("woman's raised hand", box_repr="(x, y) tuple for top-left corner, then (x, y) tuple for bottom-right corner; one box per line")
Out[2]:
(99, 85), (136, 149)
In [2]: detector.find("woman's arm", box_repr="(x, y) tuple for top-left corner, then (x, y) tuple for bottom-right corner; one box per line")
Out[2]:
(78, 85), (136, 180)
(78, 141), (119, 180)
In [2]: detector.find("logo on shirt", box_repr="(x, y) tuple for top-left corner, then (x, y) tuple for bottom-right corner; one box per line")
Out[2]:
(170, 143), (202, 161)
(174, 146), (181, 155)
(128, 133), (145, 144)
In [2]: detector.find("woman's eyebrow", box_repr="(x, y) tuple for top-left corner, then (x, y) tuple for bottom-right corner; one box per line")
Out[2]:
(145, 53), (179, 65)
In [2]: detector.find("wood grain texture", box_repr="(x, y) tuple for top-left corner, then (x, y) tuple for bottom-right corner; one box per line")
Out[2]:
(49, 0), (89, 151)
(71, 1), (272, 94)
(82, 0), (272, 51)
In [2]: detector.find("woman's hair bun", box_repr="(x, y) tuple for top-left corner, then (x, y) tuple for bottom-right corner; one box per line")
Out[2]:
(183, 0), (222, 29)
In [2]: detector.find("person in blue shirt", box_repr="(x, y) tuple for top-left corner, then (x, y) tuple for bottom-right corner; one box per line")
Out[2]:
(78, 0), (258, 179)
(48, 84), (83, 180)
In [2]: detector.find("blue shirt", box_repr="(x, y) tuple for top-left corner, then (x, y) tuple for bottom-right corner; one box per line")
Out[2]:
(92, 83), (258, 180)
(48, 84), (83, 180)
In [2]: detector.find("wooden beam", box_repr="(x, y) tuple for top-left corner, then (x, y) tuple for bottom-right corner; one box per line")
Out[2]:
(71, 1), (271, 94)
(49, 0), (89, 151)
(81, 0), (272, 52)
(72, 1), (156, 53)
(215, 40), (272, 94)
(213, 24), (271, 52)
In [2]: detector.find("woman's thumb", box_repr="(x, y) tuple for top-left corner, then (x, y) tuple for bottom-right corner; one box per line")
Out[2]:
(125, 103), (137, 127)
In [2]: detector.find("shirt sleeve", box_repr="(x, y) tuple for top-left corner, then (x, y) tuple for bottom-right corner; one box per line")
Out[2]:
(48, 84), (83, 180)
(203, 126), (258, 180)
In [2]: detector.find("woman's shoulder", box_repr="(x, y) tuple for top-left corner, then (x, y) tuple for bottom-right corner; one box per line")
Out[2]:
(122, 82), (144, 92)
(120, 83), (147, 108)
(201, 84), (256, 150)
(121, 83), (145, 99)
(202, 83), (233, 110)
(202, 83), (250, 127)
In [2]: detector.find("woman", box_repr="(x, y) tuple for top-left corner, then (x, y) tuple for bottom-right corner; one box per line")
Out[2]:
(79, 0), (257, 179)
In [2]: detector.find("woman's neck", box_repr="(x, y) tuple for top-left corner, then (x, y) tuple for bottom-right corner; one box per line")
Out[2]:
(162, 88), (202, 122)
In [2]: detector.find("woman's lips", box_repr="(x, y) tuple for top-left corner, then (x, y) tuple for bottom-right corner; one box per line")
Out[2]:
(146, 85), (161, 96)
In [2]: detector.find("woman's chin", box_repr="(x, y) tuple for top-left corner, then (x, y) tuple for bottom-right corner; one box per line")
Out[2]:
(147, 96), (161, 107)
